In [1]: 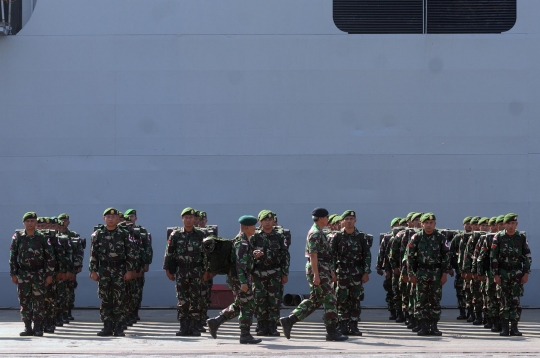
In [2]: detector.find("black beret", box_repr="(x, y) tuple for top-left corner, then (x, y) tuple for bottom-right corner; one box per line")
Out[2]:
(312, 207), (329, 218)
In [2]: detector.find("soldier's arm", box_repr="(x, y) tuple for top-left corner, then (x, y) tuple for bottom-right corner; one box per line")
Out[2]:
(144, 231), (153, 265)
(462, 239), (473, 273)
(89, 232), (99, 273)
(490, 236), (500, 276)
(522, 235), (532, 274)
(9, 234), (19, 276)
(441, 235), (450, 273)
(363, 236), (372, 274)
(43, 235), (56, 277)
(376, 239), (385, 270)
(407, 236), (418, 278)
(280, 235), (290, 276)
(236, 240), (250, 285)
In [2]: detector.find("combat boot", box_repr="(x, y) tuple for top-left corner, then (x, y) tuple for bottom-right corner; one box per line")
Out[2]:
(113, 321), (125, 337)
(55, 313), (64, 327)
(20, 320), (34, 336)
(407, 316), (416, 329)
(325, 322), (348, 341)
(499, 319), (510, 336)
(67, 308), (74, 321)
(395, 310), (405, 323)
(189, 319), (201, 336)
(510, 320), (522, 336)
(348, 320), (362, 336)
(389, 309), (397, 320)
(33, 320), (43, 337)
(456, 307), (467, 320)
(404, 312), (410, 325)
(430, 320), (442, 336)
(483, 317), (492, 329)
(122, 320), (128, 330)
(239, 327), (262, 344)
(62, 312), (70, 324)
(279, 314), (299, 340)
(473, 310), (483, 325)
(417, 320), (430, 336)
(256, 320), (269, 336)
(268, 321), (280, 336)
(126, 314), (134, 326)
(176, 319), (190, 336)
(491, 317), (502, 333)
(197, 320), (206, 333)
(339, 320), (349, 335)
(135, 309), (140, 321)
(412, 318), (422, 333)
(467, 310), (475, 323)
(43, 318), (55, 334)
(207, 315), (226, 339)
(97, 321), (113, 336)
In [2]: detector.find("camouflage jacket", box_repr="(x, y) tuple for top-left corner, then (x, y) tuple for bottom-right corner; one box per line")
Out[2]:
(407, 229), (450, 277)
(305, 223), (334, 272)
(388, 228), (416, 274)
(9, 230), (56, 277)
(329, 227), (372, 275)
(67, 229), (85, 273)
(462, 231), (486, 274)
(252, 228), (290, 277)
(448, 231), (467, 273)
(89, 227), (136, 273)
(457, 231), (473, 269)
(57, 233), (74, 274)
(39, 229), (64, 274)
(376, 232), (392, 271)
(476, 233), (497, 277)
(274, 226), (291, 249)
(163, 227), (206, 276)
(231, 232), (255, 285)
(490, 229), (532, 276)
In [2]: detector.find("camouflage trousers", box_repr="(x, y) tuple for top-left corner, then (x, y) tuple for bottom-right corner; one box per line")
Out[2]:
(400, 276), (409, 313)
(253, 273), (282, 322)
(97, 268), (126, 322)
(408, 282), (416, 316)
(463, 279), (473, 310)
(391, 272), (402, 311)
(292, 263), (338, 326)
(383, 276), (394, 311)
(125, 278), (138, 318)
(136, 275), (145, 311)
(414, 271), (442, 321)
(44, 277), (57, 320)
(484, 278), (500, 319)
(67, 279), (78, 309)
(220, 275), (254, 329)
(56, 279), (69, 315)
(17, 271), (46, 322)
(200, 278), (213, 322)
(175, 273), (202, 321)
(499, 270), (524, 321)
(336, 271), (365, 321)
(471, 279), (483, 312)
(453, 274), (466, 309)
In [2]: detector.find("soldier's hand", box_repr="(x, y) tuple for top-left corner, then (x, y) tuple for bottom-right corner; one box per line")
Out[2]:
(281, 275), (288, 284)
(313, 274), (321, 286)
(202, 271), (211, 282)
(90, 272), (99, 281)
(461, 273), (465, 278)
(240, 284), (248, 292)
(377, 269), (383, 276)
(56, 273), (64, 281)
(393, 268), (400, 275)
(10, 275), (18, 285)
(440, 273), (447, 286)
(465, 273), (472, 280)
(45, 276), (53, 286)
(472, 274), (478, 280)
(385, 271), (391, 278)
(494, 275), (501, 285)
(144, 264), (149, 273)
(402, 275), (409, 283)
(362, 273), (370, 284)
(409, 276), (417, 284)
(253, 250), (264, 258)
(331, 271), (337, 283)
(166, 270), (175, 281)
(124, 271), (134, 281)
(521, 273), (529, 284)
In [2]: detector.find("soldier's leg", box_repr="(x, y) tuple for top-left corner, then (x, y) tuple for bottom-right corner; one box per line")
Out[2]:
(319, 271), (338, 327)
(253, 276), (269, 321)
(175, 275), (191, 322)
(400, 277), (408, 315)
(383, 276), (394, 311)
(238, 286), (255, 329)
(188, 276), (202, 323)
(409, 282), (416, 318)
(98, 277), (113, 323)
(431, 278), (442, 321)
(454, 275), (466, 309)
(336, 274), (350, 322)
(291, 273), (322, 321)
(220, 277), (241, 321)
(18, 281), (33, 322)
(415, 277), (428, 323)
(350, 274), (363, 322)
(267, 275), (281, 324)
(392, 272), (403, 319)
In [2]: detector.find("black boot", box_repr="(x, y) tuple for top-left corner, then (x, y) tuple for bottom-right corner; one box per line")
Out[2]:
(126, 314), (134, 326)
(483, 317), (492, 329)
(62, 312), (70, 324)
(491, 317), (502, 333)
(473, 310), (483, 325)
(122, 320), (128, 330)
(510, 320), (522, 336)
(389, 309), (397, 320)
(457, 307), (467, 320)
(67, 308), (74, 321)
(240, 327), (262, 344)
(97, 321), (113, 336)
(467, 310), (475, 323)
(268, 321), (280, 336)
(404, 312), (410, 325)
(207, 315), (226, 339)
(33, 320), (43, 337)
(43, 318), (55, 334)
(114, 321), (125, 337)
(55, 313), (64, 327)
(135, 309), (140, 321)
(339, 320), (349, 335)
(500, 319), (510, 336)
(279, 314), (299, 340)
(348, 320), (362, 336)
(255, 321), (260, 333)
(176, 319), (190, 336)
(395, 310), (405, 323)
(430, 320), (442, 336)
(189, 319), (201, 336)
(20, 320), (34, 336)
(412, 318), (422, 333)
(325, 322), (348, 341)
(197, 320), (206, 333)
(417, 320), (430, 336)
(407, 317), (416, 329)
(257, 320), (269, 336)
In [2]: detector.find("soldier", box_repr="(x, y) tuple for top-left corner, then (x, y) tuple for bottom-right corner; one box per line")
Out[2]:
(279, 208), (347, 342)
(251, 210), (290, 336)
(474, 217), (497, 329)
(89, 208), (136, 337)
(377, 218), (401, 320)
(327, 214), (337, 232)
(197, 210), (214, 333)
(207, 215), (262, 344)
(164, 207), (206, 336)
(54, 220), (75, 331)
(491, 213), (532, 336)
(329, 210), (371, 336)
(460, 216), (480, 322)
(407, 213), (450, 336)
(10, 212), (55, 337)
(449, 217), (472, 320)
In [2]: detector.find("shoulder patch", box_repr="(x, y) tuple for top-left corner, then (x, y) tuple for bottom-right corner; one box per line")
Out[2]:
(408, 243), (413, 248)
(491, 244), (497, 249)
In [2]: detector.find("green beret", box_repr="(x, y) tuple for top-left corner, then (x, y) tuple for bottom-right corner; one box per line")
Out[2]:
(463, 216), (473, 224)
(411, 212), (423, 221)
(58, 220), (65, 227)
(488, 217), (497, 225)
(341, 210), (356, 219)
(124, 209), (136, 216)
(124, 214), (130, 220)
(328, 214), (337, 222)
(103, 207), (119, 216)
(194, 210), (201, 217)
(117, 211), (123, 217)
(200, 211), (207, 218)
(22, 212), (37, 222)
(43, 217), (51, 224)
(58, 213), (69, 220)
(503, 213), (518, 223)
(496, 215), (505, 224)
(420, 213), (436, 222)
(37, 217), (45, 224)
(273, 213), (278, 221)
(181, 207), (196, 217)
(239, 215), (258, 226)
(332, 215), (342, 224)
(478, 217), (489, 225)
(406, 212), (416, 221)
(390, 217), (401, 227)
(399, 218), (408, 226)
(258, 210), (274, 221)
(470, 216), (480, 224)
(50, 217), (58, 224)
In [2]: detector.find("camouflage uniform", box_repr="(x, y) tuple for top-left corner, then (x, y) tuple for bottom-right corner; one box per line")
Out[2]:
(377, 232), (394, 313)
(390, 228), (416, 319)
(136, 226), (152, 317)
(40, 229), (63, 327)
(56, 232), (74, 322)
(387, 230), (404, 318)
(449, 231), (467, 313)
(67, 230), (84, 315)
(457, 231), (473, 315)
(199, 225), (217, 326)
(462, 231), (485, 322)
(477, 233), (500, 329)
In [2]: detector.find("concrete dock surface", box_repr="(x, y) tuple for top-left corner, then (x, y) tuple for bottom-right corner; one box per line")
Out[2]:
(0, 308), (538, 357)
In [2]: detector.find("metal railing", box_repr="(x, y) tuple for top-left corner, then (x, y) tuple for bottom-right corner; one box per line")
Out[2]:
(1, 0), (13, 35)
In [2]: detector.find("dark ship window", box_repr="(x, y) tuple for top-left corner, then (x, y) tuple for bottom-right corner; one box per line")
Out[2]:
(1, 0), (23, 35)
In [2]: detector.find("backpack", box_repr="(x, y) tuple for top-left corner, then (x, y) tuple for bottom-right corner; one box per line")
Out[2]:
(202, 236), (233, 275)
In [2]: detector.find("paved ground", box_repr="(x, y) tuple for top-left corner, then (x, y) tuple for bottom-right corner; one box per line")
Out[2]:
(0, 309), (538, 357)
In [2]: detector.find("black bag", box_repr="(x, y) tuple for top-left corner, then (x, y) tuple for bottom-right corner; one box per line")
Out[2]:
(203, 236), (233, 275)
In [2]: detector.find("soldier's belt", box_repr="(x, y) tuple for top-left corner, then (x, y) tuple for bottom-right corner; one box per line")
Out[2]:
(18, 264), (45, 272)
(500, 263), (522, 271)
(99, 260), (125, 268)
(307, 256), (330, 262)
(417, 264), (441, 271)
(254, 263), (281, 270)
(338, 261), (364, 268)
(175, 262), (203, 269)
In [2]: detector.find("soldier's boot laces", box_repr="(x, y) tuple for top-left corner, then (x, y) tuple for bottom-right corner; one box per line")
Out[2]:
(348, 320), (362, 336)
(483, 317), (492, 329)
(67, 309), (75, 321)
(197, 319), (207, 333)
(279, 314), (299, 340)
(467, 311), (476, 323)
(62, 312), (70, 324)
(268, 321), (280, 336)
(207, 315), (226, 339)
(176, 319), (190, 337)
(55, 313), (64, 327)
(473, 310), (483, 325)
(43, 318), (55, 334)
(457, 307), (467, 320)
(239, 327), (262, 344)
(33, 320), (43, 337)
(339, 320), (350, 335)
(500, 319), (510, 336)
(491, 318), (502, 333)
(430, 320), (442, 336)
(510, 320), (522, 336)
(189, 319), (201, 336)
(417, 320), (430, 336)
(256, 320), (269, 336)
(97, 321), (113, 337)
(113, 321), (126, 337)
(395, 310), (405, 323)
(20, 320), (34, 337)
(389, 309), (397, 320)
(325, 322), (348, 342)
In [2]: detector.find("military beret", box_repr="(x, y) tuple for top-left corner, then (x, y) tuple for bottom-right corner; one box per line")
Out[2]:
(328, 214), (337, 222)
(22, 212), (37, 222)
(37, 217), (45, 224)
(181, 207), (196, 217)
(50, 217), (58, 224)
(406, 212), (416, 221)
(332, 215), (342, 224)
(58, 220), (65, 227)
(341, 210), (356, 219)
(194, 210), (201, 217)
(43, 217), (51, 223)
(117, 212), (123, 217)
(420, 213), (436, 222)
(258, 210), (274, 221)
(58, 213), (69, 220)
(399, 218), (408, 226)
(391, 218), (401, 227)
(312, 207), (329, 218)
(238, 215), (258, 226)
(124, 214), (130, 220)
(470, 216), (480, 224)
(103, 207), (119, 216)
(488, 217), (497, 225)
(200, 211), (207, 218)
(503, 213), (518, 223)
(478, 217), (489, 225)
(411, 212), (423, 221)
(496, 215), (505, 224)
(124, 209), (136, 216)
(463, 216), (473, 224)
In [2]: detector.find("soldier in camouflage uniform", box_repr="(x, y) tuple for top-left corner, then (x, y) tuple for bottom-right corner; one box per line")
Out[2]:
(89, 208), (137, 337)
(329, 210), (371, 336)
(460, 216), (480, 322)
(491, 213), (532, 336)
(280, 208), (348, 342)
(407, 213), (450, 336)
(387, 217), (407, 323)
(197, 210), (216, 333)
(377, 218), (401, 320)
(449, 216), (472, 320)
(52, 220), (75, 332)
(10, 212), (56, 337)
(207, 215), (262, 344)
(164, 207), (206, 336)
(251, 210), (290, 336)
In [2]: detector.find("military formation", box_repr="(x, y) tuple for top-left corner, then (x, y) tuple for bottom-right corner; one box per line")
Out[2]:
(9, 207), (532, 342)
